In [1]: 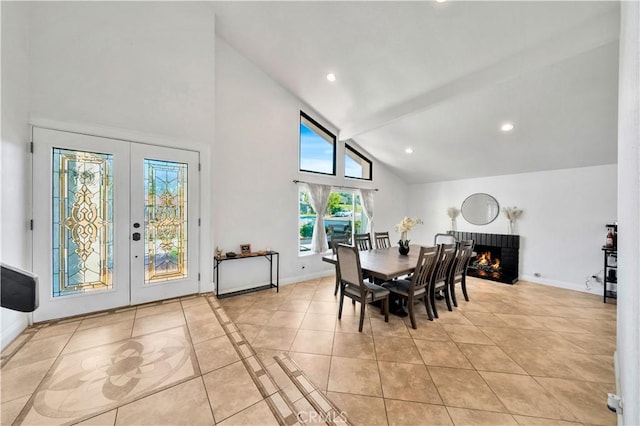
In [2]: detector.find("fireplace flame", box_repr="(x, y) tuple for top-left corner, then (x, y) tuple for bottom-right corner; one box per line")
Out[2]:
(476, 251), (501, 270)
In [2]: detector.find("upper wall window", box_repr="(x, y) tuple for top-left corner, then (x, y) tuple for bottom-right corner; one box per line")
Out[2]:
(345, 144), (372, 180)
(299, 111), (336, 175)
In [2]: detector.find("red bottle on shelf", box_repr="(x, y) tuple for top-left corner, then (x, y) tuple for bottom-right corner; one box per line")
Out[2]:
(605, 228), (614, 248)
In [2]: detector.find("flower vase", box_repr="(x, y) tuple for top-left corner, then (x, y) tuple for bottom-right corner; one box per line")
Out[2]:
(398, 236), (410, 255)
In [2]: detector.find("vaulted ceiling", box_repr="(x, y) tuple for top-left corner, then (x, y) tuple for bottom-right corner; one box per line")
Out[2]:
(210, 1), (620, 183)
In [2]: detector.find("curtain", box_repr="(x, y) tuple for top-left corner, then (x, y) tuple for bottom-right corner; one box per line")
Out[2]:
(306, 183), (332, 253)
(359, 189), (375, 234)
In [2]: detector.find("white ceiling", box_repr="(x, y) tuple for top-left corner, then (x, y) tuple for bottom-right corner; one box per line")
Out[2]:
(210, 1), (620, 184)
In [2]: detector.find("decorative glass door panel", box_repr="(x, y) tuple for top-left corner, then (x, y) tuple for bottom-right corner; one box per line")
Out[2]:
(33, 128), (130, 322)
(33, 128), (200, 321)
(130, 144), (199, 305)
(52, 148), (114, 297)
(145, 159), (188, 284)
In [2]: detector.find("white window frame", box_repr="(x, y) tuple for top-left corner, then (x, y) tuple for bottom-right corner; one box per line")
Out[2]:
(299, 111), (337, 176)
(345, 143), (373, 181)
(297, 187), (367, 256)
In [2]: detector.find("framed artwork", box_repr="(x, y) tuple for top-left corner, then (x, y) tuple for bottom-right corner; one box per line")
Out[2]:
(240, 244), (251, 255)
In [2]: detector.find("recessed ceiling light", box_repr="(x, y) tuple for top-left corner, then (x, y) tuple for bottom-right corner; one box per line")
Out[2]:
(436, 0), (447, 3)
(326, 73), (336, 82)
(405, 147), (414, 154)
(501, 123), (515, 132)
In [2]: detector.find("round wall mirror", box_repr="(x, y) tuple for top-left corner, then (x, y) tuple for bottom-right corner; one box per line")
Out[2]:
(461, 193), (500, 225)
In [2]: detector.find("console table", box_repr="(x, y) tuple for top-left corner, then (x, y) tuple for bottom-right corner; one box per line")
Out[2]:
(214, 251), (279, 298)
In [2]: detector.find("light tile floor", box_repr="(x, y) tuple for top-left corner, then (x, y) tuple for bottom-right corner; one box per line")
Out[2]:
(0, 276), (616, 425)
(224, 276), (617, 426)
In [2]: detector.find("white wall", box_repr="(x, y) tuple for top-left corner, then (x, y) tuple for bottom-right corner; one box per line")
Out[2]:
(29, 2), (215, 145)
(27, 1), (216, 290)
(1, 1), (31, 348)
(409, 164), (617, 294)
(617, 2), (640, 423)
(214, 37), (408, 293)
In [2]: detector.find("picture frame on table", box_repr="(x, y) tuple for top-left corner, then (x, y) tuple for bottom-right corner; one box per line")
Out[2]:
(240, 244), (251, 255)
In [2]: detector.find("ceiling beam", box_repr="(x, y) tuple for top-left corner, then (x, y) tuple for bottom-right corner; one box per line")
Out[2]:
(338, 9), (620, 141)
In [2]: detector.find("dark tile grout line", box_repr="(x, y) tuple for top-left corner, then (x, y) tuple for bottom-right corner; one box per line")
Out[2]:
(429, 304), (612, 423)
(367, 313), (392, 426)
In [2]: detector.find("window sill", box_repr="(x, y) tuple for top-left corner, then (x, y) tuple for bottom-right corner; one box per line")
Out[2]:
(298, 250), (331, 258)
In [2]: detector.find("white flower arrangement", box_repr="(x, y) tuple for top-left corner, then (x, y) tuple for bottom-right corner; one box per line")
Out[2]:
(395, 216), (423, 248)
(447, 207), (460, 231)
(502, 206), (523, 234)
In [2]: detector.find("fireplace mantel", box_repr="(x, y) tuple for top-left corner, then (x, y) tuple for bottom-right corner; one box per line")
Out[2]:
(450, 231), (520, 284)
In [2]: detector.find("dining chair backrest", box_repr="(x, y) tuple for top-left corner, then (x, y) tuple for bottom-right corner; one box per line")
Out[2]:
(374, 232), (392, 249)
(336, 244), (364, 289)
(453, 239), (475, 278)
(434, 233), (457, 246)
(433, 243), (457, 284)
(330, 234), (350, 255)
(410, 246), (441, 293)
(354, 233), (373, 251)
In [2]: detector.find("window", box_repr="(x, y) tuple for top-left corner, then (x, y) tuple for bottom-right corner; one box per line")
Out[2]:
(299, 111), (336, 175)
(345, 143), (372, 180)
(298, 189), (368, 254)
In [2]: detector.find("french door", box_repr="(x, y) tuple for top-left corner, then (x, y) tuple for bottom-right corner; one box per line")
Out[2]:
(32, 127), (199, 322)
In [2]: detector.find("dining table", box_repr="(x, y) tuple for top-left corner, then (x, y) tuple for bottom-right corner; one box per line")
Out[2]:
(322, 244), (427, 316)
(321, 244), (423, 281)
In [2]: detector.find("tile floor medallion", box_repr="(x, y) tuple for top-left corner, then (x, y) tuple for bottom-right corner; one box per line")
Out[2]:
(15, 326), (198, 424)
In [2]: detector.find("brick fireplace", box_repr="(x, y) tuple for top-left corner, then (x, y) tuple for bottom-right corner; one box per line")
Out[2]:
(450, 231), (520, 284)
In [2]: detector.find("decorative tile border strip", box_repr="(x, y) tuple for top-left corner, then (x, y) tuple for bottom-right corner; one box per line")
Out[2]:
(205, 294), (303, 426)
(0, 327), (38, 367)
(275, 354), (351, 426)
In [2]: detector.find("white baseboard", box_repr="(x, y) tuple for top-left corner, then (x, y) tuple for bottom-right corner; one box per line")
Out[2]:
(279, 270), (334, 286)
(213, 269), (334, 296)
(1, 313), (29, 351)
(520, 275), (603, 296)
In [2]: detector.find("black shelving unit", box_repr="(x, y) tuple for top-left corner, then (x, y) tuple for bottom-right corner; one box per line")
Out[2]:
(603, 224), (617, 303)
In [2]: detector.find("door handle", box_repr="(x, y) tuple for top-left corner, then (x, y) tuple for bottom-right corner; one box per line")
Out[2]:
(132, 232), (141, 241)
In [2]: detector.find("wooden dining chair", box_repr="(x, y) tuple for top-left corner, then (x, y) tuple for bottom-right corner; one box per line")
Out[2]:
(448, 239), (475, 306)
(382, 245), (440, 328)
(331, 234), (351, 295)
(429, 243), (457, 318)
(354, 233), (373, 251)
(434, 233), (457, 245)
(374, 231), (392, 249)
(336, 244), (390, 332)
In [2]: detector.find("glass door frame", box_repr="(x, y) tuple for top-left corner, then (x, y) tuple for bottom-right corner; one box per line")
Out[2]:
(32, 128), (131, 322)
(31, 127), (201, 322)
(130, 143), (200, 305)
